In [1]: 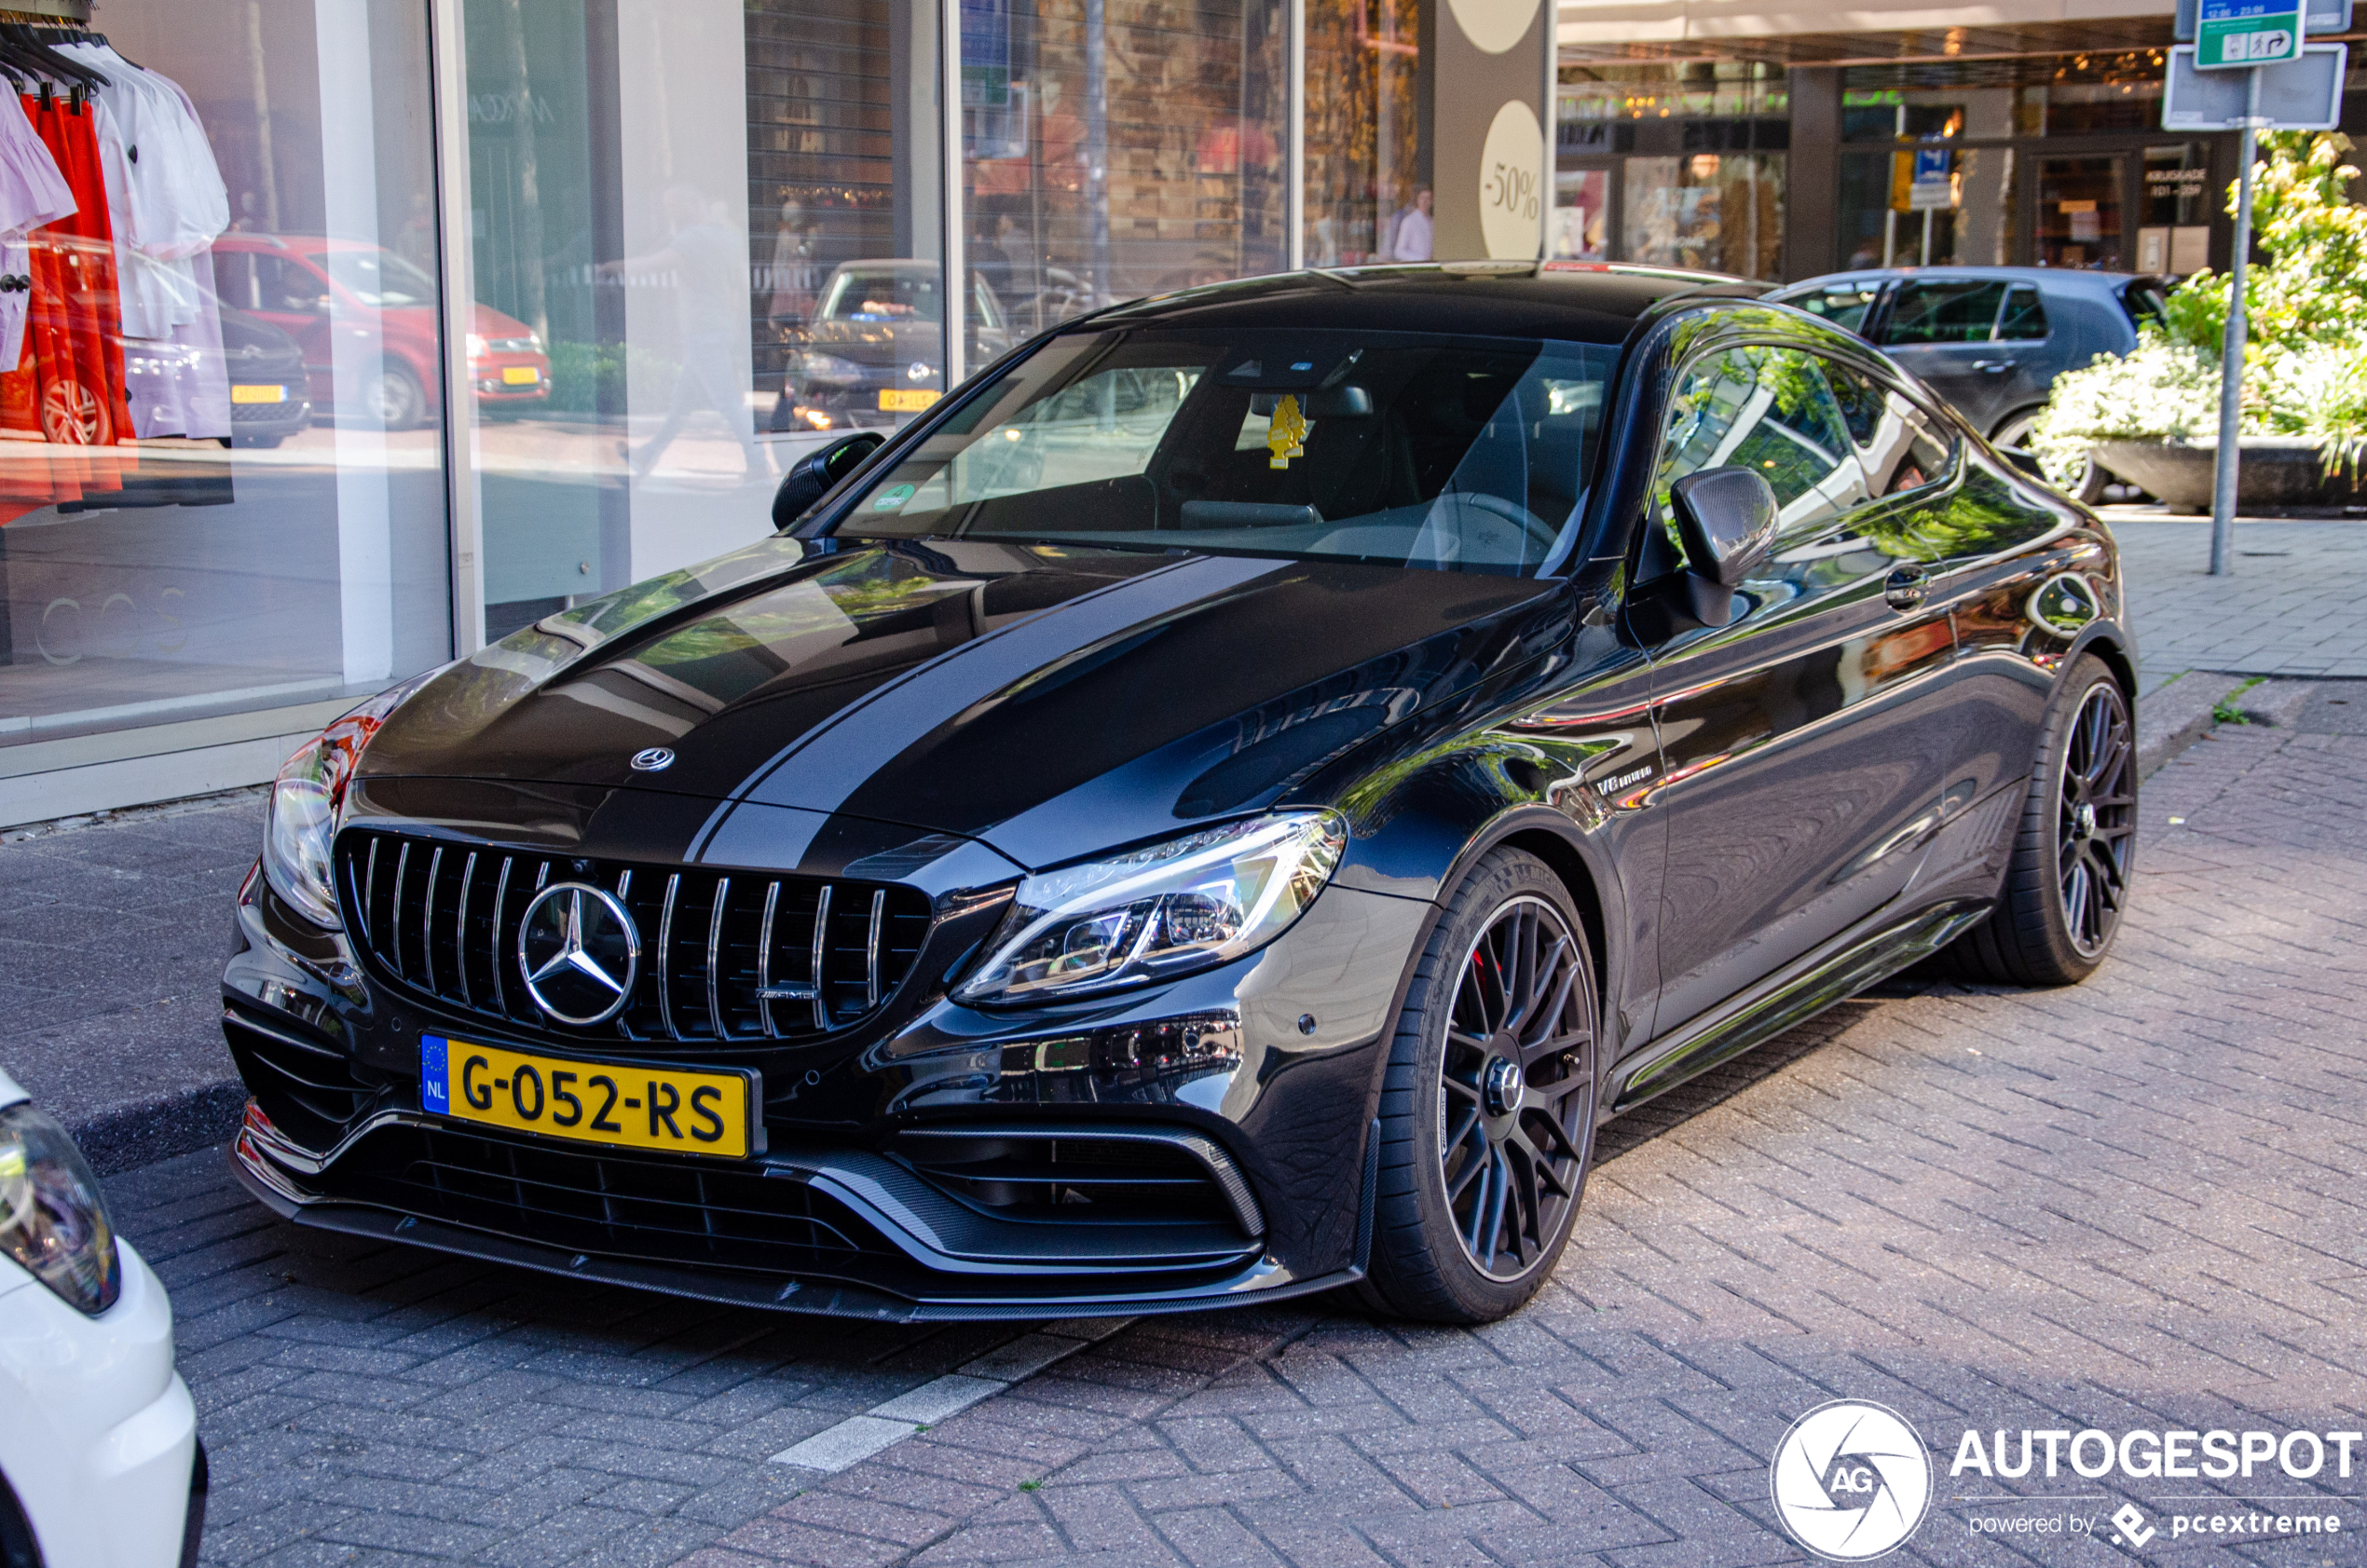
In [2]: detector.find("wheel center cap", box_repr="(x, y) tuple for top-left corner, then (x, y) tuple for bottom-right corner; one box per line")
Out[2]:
(1483, 1057), (1526, 1118)
(2073, 802), (2099, 840)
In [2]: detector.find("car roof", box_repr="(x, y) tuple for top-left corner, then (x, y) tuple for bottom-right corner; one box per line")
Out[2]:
(1777, 266), (2147, 296)
(1073, 263), (1757, 346)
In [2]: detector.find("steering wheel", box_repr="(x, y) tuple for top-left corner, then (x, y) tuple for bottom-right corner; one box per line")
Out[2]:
(1430, 491), (1559, 563)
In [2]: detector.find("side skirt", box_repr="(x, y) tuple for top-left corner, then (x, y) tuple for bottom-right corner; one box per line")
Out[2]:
(1606, 897), (1992, 1113)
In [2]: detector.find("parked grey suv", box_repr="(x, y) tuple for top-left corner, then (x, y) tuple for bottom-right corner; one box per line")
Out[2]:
(1768, 267), (2169, 498)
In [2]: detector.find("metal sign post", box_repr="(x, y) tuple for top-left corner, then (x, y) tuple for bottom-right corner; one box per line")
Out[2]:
(2166, 0), (2346, 573)
(2210, 72), (2262, 578)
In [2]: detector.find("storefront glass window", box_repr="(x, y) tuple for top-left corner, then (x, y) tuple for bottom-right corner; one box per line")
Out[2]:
(1555, 62), (1785, 278)
(971, 0), (1286, 323)
(1623, 152), (1781, 278)
(1838, 145), (2016, 270)
(0, 1), (451, 762)
(1307, 0), (1418, 266)
(2037, 154), (2125, 271)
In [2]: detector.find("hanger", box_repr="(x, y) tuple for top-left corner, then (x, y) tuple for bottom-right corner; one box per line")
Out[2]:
(0, 24), (105, 91)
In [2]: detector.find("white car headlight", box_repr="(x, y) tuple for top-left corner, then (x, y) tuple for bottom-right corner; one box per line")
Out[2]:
(262, 667), (443, 930)
(0, 1102), (118, 1316)
(954, 812), (1346, 1005)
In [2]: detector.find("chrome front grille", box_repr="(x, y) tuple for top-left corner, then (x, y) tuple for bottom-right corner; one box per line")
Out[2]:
(336, 829), (933, 1044)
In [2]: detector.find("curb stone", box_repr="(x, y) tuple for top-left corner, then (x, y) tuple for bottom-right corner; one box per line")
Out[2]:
(2135, 671), (2249, 779)
(50, 670), (2308, 1177)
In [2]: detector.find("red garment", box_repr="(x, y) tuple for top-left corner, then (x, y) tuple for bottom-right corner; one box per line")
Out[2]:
(0, 90), (131, 524)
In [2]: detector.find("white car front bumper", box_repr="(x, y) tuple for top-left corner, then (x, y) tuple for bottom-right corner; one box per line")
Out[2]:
(0, 1240), (200, 1568)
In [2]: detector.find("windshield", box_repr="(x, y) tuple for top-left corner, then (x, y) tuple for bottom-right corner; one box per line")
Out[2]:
(834, 328), (1619, 575)
(820, 268), (942, 323)
(319, 248), (437, 307)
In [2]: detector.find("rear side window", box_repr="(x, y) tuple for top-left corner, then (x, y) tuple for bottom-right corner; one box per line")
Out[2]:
(1786, 282), (1885, 335)
(2124, 280), (2169, 330)
(1885, 280), (2007, 345)
(1821, 361), (1958, 498)
(1996, 284), (2049, 341)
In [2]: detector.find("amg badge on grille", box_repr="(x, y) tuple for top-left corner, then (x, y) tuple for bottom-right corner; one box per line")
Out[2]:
(517, 883), (641, 1026)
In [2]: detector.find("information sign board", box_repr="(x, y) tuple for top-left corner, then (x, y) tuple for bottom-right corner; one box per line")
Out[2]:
(2196, 0), (2304, 67)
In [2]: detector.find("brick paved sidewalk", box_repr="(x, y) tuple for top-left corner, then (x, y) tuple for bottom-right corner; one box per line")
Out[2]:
(103, 716), (2367, 1567)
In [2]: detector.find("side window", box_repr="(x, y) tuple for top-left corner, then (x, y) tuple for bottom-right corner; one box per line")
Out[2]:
(253, 254), (330, 315)
(1996, 284), (2049, 341)
(1786, 282), (1884, 336)
(1650, 345), (1867, 565)
(1822, 360), (1959, 498)
(1884, 280), (2006, 345)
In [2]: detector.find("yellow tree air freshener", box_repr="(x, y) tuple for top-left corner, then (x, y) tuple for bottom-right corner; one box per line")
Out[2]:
(1266, 394), (1308, 469)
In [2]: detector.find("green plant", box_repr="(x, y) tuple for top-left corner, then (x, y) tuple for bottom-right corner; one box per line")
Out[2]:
(2214, 676), (2264, 725)
(544, 340), (629, 415)
(2034, 132), (2367, 476)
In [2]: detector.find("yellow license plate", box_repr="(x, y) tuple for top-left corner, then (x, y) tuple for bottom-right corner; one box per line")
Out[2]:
(230, 383), (286, 403)
(500, 365), (540, 386)
(879, 388), (939, 411)
(420, 1035), (758, 1159)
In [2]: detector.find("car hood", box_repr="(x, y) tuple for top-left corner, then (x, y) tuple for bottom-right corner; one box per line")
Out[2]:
(802, 320), (938, 368)
(363, 538), (1568, 870)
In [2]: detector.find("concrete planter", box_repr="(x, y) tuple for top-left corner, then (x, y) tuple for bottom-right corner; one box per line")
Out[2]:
(2093, 436), (2363, 512)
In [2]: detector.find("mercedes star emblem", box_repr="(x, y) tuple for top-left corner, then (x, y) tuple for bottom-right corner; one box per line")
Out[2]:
(908, 360), (931, 382)
(630, 746), (675, 771)
(516, 882), (640, 1026)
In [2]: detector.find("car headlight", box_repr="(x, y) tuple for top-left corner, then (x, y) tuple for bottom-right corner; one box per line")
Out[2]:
(953, 812), (1346, 1005)
(799, 351), (863, 386)
(0, 1102), (119, 1316)
(262, 667), (443, 930)
(465, 332), (487, 361)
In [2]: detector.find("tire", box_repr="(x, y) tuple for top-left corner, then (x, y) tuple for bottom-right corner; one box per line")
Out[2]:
(362, 361), (426, 430)
(1359, 848), (1600, 1324)
(1946, 655), (2136, 986)
(1992, 411), (2109, 504)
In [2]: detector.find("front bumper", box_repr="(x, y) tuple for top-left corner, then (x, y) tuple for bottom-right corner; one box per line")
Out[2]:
(0, 1246), (201, 1568)
(223, 829), (1430, 1318)
(233, 1099), (1366, 1321)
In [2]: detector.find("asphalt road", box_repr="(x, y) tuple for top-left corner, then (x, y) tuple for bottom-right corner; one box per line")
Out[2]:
(101, 709), (2367, 1567)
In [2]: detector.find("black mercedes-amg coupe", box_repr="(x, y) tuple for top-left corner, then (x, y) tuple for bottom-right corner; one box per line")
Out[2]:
(223, 263), (2136, 1324)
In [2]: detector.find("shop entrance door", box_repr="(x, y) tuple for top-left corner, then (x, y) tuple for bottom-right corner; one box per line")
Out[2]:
(2034, 155), (2126, 271)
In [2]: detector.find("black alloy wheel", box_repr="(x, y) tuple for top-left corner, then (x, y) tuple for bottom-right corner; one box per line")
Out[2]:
(1361, 848), (1600, 1322)
(1945, 653), (2135, 986)
(2057, 677), (2136, 956)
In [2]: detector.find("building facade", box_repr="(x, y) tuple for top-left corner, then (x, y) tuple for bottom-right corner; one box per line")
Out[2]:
(0, 0), (2330, 826)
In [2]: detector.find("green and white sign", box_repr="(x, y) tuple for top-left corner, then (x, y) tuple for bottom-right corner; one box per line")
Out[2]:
(2196, 0), (2304, 67)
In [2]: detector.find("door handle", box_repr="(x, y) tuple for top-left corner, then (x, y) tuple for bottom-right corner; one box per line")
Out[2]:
(1973, 360), (2013, 374)
(1884, 565), (1929, 610)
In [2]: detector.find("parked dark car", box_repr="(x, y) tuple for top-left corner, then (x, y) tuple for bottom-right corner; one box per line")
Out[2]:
(224, 265), (2137, 1325)
(1767, 266), (2169, 498)
(219, 305), (313, 448)
(771, 259), (1012, 432)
